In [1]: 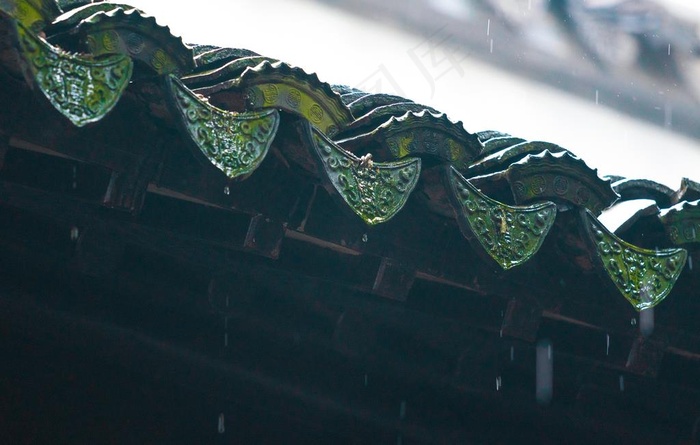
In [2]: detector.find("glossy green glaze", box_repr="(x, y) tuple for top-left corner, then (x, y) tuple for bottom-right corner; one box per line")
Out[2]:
(17, 23), (133, 127)
(168, 76), (279, 180)
(658, 200), (700, 245)
(445, 166), (557, 270)
(308, 125), (420, 225)
(79, 8), (194, 75)
(373, 111), (480, 172)
(0, 0), (60, 32)
(468, 140), (567, 177)
(506, 150), (619, 215)
(241, 61), (353, 137)
(583, 209), (687, 311)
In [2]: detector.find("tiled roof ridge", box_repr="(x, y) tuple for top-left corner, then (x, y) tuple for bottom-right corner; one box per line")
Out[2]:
(0, 0), (698, 311)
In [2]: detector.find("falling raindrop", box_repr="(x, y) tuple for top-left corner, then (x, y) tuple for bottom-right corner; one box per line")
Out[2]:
(487, 19), (491, 36)
(640, 307), (654, 338)
(619, 375), (625, 392)
(606, 333), (610, 356)
(689, 256), (694, 271)
(664, 102), (673, 128)
(224, 316), (229, 348)
(489, 39), (494, 53)
(223, 186), (230, 195)
(668, 44), (671, 56)
(631, 318), (637, 326)
(218, 413), (225, 434)
(496, 376), (502, 391)
(510, 346), (515, 362)
(499, 328), (503, 338)
(70, 226), (79, 241)
(595, 90), (599, 105)
(536, 339), (553, 405)
(362, 234), (368, 243)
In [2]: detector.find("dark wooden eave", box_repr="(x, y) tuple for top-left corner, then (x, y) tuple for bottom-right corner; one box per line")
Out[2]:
(0, 2), (699, 444)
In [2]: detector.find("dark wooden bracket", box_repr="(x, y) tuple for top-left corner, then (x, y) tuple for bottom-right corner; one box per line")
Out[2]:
(500, 298), (542, 342)
(102, 141), (166, 214)
(625, 336), (665, 377)
(243, 214), (286, 259)
(372, 258), (416, 302)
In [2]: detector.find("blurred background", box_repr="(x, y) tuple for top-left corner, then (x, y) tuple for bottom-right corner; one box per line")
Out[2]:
(126, 0), (700, 188)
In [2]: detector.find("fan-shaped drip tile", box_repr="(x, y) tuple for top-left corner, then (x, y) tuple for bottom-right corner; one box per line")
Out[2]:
(581, 209), (687, 311)
(445, 166), (557, 269)
(506, 150), (619, 215)
(341, 110), (480, 172)
(659, 200), (700, 246)
(76, 8), (194, 75)
(304, 122), (420, 225)
(239, 61), (353, 137)
(1, 0), (60, 32)
(167, 75), (279, 180)
(16, 22), (132, 127)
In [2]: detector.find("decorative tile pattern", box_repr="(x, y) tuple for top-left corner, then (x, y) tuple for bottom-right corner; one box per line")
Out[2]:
(168, 76), (279, 180)
(446, 166), (557, 269)
(17, 23), (132, 127)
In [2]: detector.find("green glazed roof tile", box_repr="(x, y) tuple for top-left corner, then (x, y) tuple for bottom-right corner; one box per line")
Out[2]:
(167, 75), (280, 180)
(16, 21), (133, 127)
(582, 208), (687, 311)
(445, 165), (557, 270)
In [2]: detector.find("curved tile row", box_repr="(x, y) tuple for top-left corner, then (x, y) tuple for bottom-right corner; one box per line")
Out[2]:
(0, 0), (696, 311)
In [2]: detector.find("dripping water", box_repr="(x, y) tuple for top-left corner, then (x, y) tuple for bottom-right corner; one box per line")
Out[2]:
(218, 413), (225, 434)
(640, 307), (654, 338)
(536, 339), (553, 405)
